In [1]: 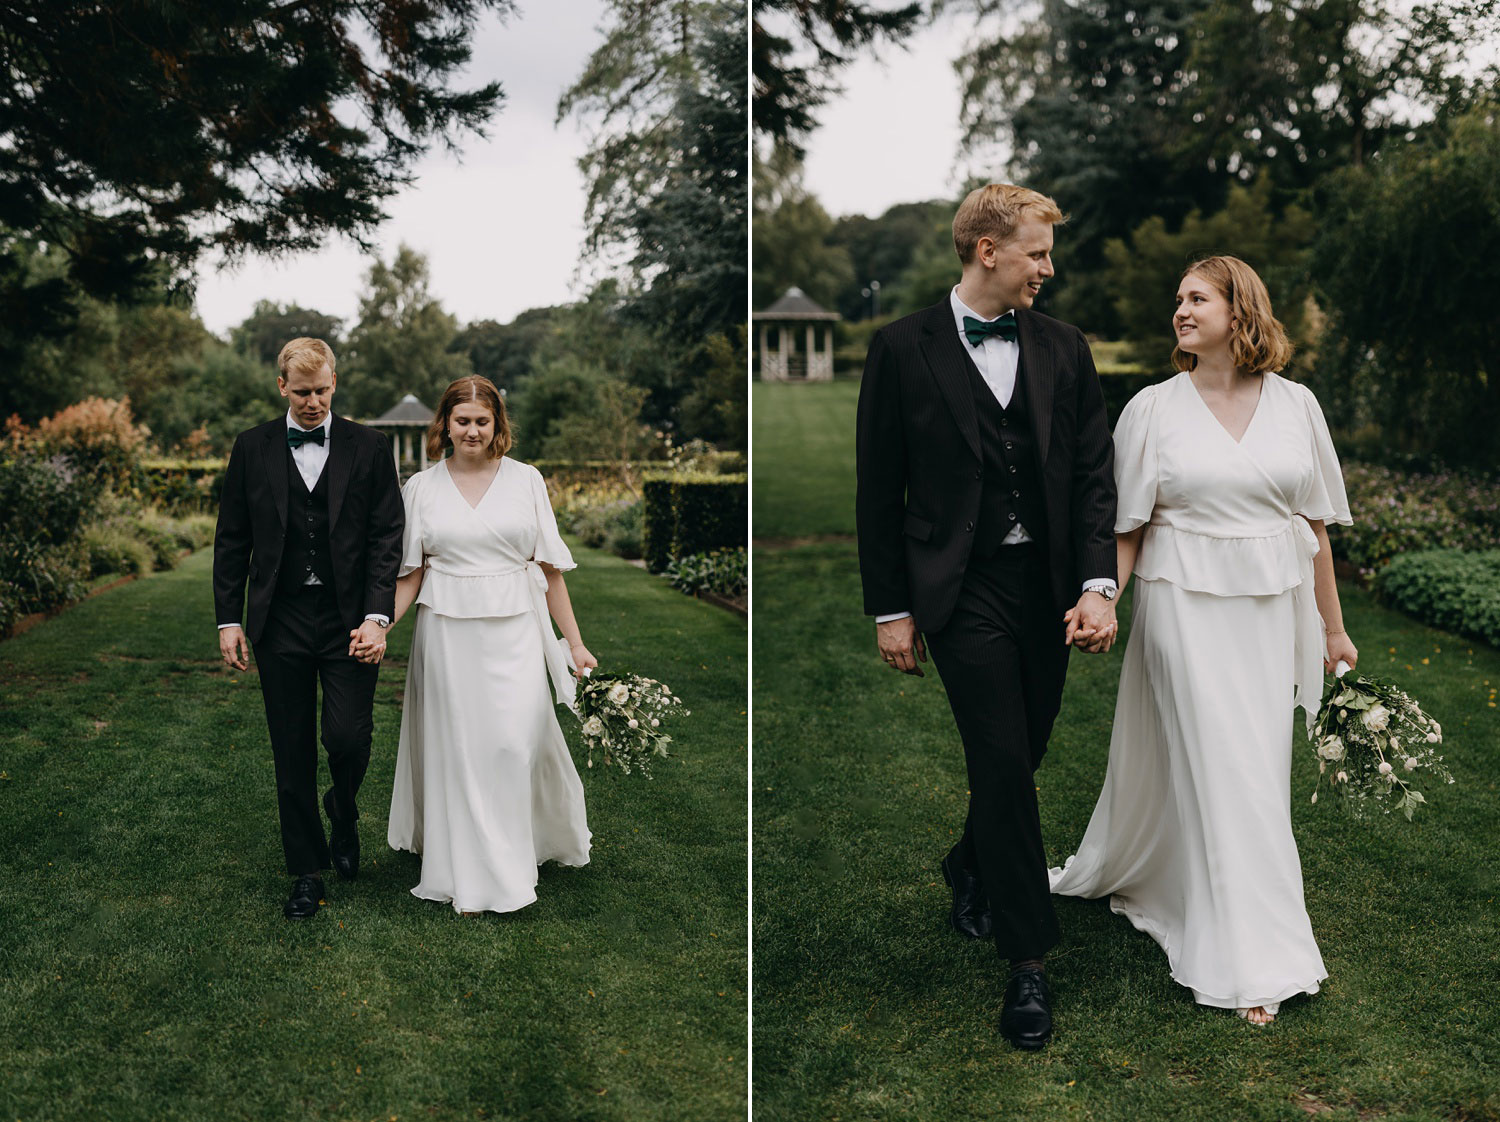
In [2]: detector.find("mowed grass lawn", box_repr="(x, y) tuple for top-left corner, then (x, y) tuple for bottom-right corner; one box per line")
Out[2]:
(0, 545), (746, 1122)
(751, 381), (1500, 1121)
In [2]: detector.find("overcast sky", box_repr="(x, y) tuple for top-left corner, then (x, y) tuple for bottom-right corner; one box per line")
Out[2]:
(799, 9), (999, 221)
(192, 2), (606, 337)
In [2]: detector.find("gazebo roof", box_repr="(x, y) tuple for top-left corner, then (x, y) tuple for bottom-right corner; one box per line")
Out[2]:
(753, 286), (841, 321)
(369, 393), (434, 426)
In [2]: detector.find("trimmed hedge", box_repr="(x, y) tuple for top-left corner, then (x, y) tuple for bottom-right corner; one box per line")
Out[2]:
(642, 473), (748, 573)
(138, 458), (226, 513)
(1374, 549), (1500, 649)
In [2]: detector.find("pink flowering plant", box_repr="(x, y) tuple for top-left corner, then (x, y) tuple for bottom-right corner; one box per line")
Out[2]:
(1308, 671), (1453, 820)
(574, 670), (689, 777)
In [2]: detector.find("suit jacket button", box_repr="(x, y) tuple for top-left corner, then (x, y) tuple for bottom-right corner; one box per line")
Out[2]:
(965, 521), (974, 532)
(974, 469), (982, 480)
(1008, 513), (1017, 521)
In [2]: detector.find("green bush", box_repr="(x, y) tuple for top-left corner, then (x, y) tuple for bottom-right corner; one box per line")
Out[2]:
(665, 548), (747, 598)
(81, 525), (155, 578)
(137, 458), (226, 513)
(1335, 464), (1500, 578)
(560, 499), (643, 561)
(0, 454), (96, 633)
(1374, 549), (1500, 649)
(641, 473), (747, 573)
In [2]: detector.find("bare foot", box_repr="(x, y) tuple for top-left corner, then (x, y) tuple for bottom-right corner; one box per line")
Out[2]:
(1236, 1006), (1275, 1025)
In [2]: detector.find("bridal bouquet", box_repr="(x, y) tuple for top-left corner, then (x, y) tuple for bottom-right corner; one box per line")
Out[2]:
(574, 670), (689, 778)
(1308, 667), (1453, 820)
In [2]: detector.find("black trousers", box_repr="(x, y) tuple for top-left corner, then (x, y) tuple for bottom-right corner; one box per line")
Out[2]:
(925, 544), (1071, 961)
(254, 584), (379, 875)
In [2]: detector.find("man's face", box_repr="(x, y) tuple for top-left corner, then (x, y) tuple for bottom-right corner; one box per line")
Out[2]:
(279, 363), (336, 429)
(980, 218), (1056, 311)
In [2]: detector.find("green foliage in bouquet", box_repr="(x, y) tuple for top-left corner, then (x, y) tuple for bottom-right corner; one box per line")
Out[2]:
(1308, 672), (1453, 820)
(574, 671), (689, 778)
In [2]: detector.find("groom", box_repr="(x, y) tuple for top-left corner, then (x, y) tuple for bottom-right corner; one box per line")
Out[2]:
(855, 184), (1119, 1049)
(213, 338), (405, 920)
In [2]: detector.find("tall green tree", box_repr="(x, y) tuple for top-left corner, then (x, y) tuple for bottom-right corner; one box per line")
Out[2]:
(341, 246), (473, 418)
(752, 150), (854, 311)
(1311, 102), (1500, 467)
(829, 200), (953, 320)
(0, 0), (511, 307)
(230, 302), (345, 369)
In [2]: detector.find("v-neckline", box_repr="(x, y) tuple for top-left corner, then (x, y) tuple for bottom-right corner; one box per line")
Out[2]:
(1184, 371), (1265, 446)
(443, 457), (503, 510)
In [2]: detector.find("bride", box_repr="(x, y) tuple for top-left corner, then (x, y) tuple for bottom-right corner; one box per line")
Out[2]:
(1051, 256), (1358, 1024)
(377, 374), (596, 914)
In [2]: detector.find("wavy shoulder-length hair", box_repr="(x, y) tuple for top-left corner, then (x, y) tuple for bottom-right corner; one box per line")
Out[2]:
(1171, 255), (1294, 375)
(426, 375), (512, 461)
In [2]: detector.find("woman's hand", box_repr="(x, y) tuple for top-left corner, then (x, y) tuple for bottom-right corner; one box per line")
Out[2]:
(1324, 630), (1358, 673)
(570, 642), (598, 675)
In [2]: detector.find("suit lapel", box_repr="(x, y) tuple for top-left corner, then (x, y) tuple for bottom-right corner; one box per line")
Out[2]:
(326, 415), (354, 530)
(262, 422), (288, 528)
(918, 302), (982, 462)
(1016, 310), (1054, 466)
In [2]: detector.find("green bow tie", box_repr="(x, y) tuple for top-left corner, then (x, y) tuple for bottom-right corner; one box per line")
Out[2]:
(963, 312), (1018, 347)
(286, 426), (325, 449)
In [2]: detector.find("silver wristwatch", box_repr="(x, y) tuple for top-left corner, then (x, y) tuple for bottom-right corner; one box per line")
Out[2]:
(1083, 582), (1116, 602)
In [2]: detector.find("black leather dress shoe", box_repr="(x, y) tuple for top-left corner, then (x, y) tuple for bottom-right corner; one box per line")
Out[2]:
(940, 852), (992, 939)
(1000, 966), (1053, 1051)
(284, 874), (325, 920)
(324, 789), (359, 882)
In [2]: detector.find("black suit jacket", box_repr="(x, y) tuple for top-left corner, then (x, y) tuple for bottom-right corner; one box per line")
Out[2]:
(855, 300), (1118, 633)
(213, 415), (405, 645)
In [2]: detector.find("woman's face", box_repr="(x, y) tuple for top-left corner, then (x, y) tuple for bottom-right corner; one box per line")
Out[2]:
(449, 401), (496, 457)
(1173, 273), (1235, 357)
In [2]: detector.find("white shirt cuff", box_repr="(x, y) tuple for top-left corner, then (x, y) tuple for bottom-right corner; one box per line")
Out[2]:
(1081, 579), (1118, 596)
(217, 623), (239, 630)
(364, 614), (390, 628)
(875, 611), (913, 624)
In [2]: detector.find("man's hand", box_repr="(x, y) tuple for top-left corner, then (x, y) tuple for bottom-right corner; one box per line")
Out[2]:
(348, 619), (388, 664)
(219, 625), (250, 671)
(876, 616), (927, 676)
(1064, 591), (1118, 654)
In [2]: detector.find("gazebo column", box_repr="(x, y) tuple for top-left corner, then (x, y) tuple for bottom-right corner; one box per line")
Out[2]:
(758, 322), (771, 381)
(824, 325), (836, 379)
(805, 324), (815, 380)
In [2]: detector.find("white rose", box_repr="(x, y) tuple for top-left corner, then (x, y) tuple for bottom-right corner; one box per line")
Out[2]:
(1317, 737), (1345, 762)
(608, 683), (631, 706)
(1377, 760), (1393, 775)
(582, 716), (604, 737)
(1362, 704), (1391, 731)
(1404, 757), (1419, 770)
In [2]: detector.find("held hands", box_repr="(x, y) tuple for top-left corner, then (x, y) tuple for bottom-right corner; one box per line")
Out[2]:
(570, 641), (598, 677)
(348, 619), (388, 664)
(219, 625), (250, 671)
(1064, 591), (1118, 654)
(876, 616), (927, 676)
(1324, 630), (1358, 674)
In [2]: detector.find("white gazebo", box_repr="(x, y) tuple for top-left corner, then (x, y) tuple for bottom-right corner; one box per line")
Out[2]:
(368, 393), (435, 476)
(754, 287), (840, 381)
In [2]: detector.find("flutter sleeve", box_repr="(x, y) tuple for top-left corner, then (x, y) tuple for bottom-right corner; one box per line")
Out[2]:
(1112, 383), (1161, 532)
(1297, 384), (1353, 526)
(529, 465), (576, 572)
(398, 471), (426, 578)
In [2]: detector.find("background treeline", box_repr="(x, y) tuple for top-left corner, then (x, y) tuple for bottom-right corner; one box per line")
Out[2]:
(753, 0), (1500, 471)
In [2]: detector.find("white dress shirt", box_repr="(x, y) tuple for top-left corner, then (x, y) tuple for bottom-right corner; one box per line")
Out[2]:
(218, 412), (389, 630)
(875, 290), (1115, 624)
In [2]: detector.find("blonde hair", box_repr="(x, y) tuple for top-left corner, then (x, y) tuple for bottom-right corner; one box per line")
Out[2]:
(952, 184), (1066, 264)
(277, 337), (336, 379)
(427, 376), (512, 461)
(1172, 256), (1294, 375)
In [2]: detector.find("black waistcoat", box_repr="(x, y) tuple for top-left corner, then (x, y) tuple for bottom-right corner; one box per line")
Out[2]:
(275, 445), (335, 599)
(965, 351), (1048, 557)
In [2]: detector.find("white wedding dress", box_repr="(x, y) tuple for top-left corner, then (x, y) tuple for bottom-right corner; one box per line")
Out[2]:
(1050, 371), (1351, 1012)
(387, 457), (590, 913)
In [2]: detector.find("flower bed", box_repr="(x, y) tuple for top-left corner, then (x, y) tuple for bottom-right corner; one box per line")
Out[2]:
(1334, 463), (1500, 578)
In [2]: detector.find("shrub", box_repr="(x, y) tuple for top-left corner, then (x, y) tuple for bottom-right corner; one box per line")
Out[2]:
(138, 458), (225, 513)
(642, 472), (748, 573)
(36, 397), (149, 487)
(130, 513), (184, 570)
(0, 453), (96, 632)
(665, 548), (747, 599)
(1334, 463), (1500, 578)
(1374, 549), (1500, 649)
(81, 525), (155, 578)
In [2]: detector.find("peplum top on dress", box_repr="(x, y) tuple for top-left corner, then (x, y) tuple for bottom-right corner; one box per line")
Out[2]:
(1114, 370), (1352, 720)
(399, 457), (575, 619)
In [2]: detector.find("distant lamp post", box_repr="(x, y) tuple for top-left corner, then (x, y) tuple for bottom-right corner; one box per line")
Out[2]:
(860, 279), (881, 319)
